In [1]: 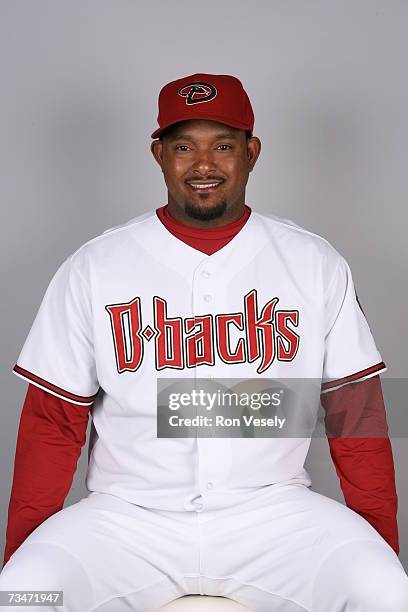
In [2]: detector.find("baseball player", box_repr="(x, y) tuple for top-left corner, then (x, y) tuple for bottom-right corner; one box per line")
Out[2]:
(1, 73), (408, 611)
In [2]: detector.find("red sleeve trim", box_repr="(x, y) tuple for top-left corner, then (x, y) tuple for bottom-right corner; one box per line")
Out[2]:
(321, 361), (387, 393)
(12, 364), (98, 406)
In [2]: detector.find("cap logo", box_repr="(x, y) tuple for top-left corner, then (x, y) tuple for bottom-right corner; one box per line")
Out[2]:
(177, 81), (217, 105)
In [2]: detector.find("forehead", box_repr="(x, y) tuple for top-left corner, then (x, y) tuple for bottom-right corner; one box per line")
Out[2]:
(163, 119), (242, 140)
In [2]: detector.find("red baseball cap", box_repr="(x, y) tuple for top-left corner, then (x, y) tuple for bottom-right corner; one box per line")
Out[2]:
(151, 73), (254, 139)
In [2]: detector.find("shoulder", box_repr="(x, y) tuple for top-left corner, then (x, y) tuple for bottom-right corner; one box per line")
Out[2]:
(252, 209), (345, 274)
(64, 209), (157, 276)
(253, 209), (338, 252)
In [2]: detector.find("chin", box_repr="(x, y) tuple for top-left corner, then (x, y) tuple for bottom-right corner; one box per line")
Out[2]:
(184, 199), (228, 221)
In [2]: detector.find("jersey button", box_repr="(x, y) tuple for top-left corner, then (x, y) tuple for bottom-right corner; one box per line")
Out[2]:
(201, 270), (211, 278)
(206, 481), (214, 490)
(203, 294), (212, 303)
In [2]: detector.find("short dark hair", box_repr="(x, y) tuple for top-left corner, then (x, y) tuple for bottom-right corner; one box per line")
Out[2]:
(159, 125), (252, 142)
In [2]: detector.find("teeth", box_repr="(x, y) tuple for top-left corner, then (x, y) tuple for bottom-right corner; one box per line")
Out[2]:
(188, 183), (220, 189)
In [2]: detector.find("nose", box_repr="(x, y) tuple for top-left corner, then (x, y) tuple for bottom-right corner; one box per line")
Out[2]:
(191, 149), (217, 175)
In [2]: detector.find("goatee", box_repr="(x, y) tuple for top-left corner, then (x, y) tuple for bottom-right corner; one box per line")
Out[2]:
(184, 199), (227, 221)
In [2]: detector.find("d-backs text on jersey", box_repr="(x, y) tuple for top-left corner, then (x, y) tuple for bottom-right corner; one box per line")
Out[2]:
(105, 289), (300, 374)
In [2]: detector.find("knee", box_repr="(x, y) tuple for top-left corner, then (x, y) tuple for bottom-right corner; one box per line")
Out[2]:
(342, 542), (408, 612)
(0, 548), (60, 612)
(313, 539), (408, 612)
(0, 542), (93, 612)
(1, 542), (67, 589)
(347, 564), (408, 611)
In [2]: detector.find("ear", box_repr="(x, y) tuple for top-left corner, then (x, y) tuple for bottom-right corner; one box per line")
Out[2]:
(151, 139), (164, 171)
(247, 136), (261, 172)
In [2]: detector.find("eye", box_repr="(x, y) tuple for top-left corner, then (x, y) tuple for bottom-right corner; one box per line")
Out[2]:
(217, 144), (232, 150)
(175, 145), (191, 151)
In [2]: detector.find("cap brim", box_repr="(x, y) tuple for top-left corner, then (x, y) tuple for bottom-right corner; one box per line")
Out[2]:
(151, 115), (252, 139)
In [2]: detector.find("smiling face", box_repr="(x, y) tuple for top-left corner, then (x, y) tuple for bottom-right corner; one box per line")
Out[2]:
(151, 119), (261, 226)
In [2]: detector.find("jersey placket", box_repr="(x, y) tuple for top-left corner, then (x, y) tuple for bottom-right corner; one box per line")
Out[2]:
(187, 258), (233, 513)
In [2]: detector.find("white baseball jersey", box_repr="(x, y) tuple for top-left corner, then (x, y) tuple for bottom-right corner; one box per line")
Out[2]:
(12, 209), (387, 512)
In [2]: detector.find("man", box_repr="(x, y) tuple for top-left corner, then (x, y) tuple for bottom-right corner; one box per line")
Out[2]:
(1, 73), (408, 611)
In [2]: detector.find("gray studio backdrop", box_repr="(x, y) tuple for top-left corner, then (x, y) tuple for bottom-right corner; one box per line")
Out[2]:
(1, 0), (407, 567)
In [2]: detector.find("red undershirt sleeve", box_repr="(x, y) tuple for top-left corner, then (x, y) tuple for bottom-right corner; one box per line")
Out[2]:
(320, 375), (399, 556)
(2, 383), (90, 569)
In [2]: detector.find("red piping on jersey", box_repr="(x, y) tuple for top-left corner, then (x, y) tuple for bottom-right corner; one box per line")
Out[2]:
(321, 361), (387, 392)
(13, 364), (98, 404)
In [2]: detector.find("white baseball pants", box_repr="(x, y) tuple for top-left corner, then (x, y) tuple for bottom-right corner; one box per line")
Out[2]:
(1, 484), (408, 611)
